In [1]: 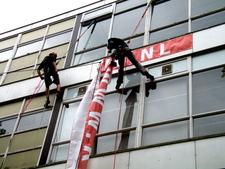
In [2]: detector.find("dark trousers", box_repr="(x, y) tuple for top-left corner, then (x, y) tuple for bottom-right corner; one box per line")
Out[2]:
(117, 49), (147, 86)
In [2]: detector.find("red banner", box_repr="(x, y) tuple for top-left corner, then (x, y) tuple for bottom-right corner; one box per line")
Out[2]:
(77, 58), (113, 169)
(115, 34), (192, 68)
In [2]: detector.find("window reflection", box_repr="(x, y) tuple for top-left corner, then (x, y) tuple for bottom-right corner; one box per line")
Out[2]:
(142, 121), (188, 146)
(112, 6), (145, 38)
(76, 19), (110, 52)
(151, 0), (188, 30)
(44, 31), (72, 49)
(192, 11), (225, 32)
(73, 47), (106, 65)
(194, 114), (225, 137)
(0, 50), (13, 61)
(193, 68), (225, 114)
(0, 118), (16, 135)
(150, 22), (188, 44)
(17, 110), (51, 131)
(55, 102), (80, 142)
(115, 0), (146, 13)
(15, 41), (42, 57)
(99, 89), (139, 134)
(144, 76), (188, 124)
(95, 131), (135, 154)
(191, 0), (225, 17)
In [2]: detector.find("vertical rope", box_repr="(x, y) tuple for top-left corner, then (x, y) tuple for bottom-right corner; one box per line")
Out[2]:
(0, 79), (44, 169)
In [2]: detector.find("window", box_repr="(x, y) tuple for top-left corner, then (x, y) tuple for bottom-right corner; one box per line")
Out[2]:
(43, 31), (72, 49)
(151, 0), (188, 30)
(112, 6), (146, 38)
(194, 114), (225, 137)
(0, 118), (17, 135)
(50, 101), (80, 162)
(17, 110), (51, 132)
(144, 76), (189, 124)
(116, 0), (146, 13)
(192, 68), (225, 115)
(192, 10), (225, 32)
(142, 121), (189, 145)
(15, 40), (42, 57)
(0, 49), (13, 62)
(95, 85), (139, 154)
(150, 23), (188, 44)
(191, 0), (225, 17)
(76, 19), (110, 52)
(74, 47), (106, 65)
(55, 102), (80, 142)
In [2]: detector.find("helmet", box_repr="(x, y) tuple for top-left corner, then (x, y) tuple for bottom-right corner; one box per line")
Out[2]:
(49, 52), (57, 58)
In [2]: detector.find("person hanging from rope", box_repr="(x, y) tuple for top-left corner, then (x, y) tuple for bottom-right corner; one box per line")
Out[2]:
(37, 52), (61, 108)
(107, 37), (155, 90)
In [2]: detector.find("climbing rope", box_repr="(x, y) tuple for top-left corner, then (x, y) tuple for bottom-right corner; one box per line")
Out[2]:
(19, 79), (44, 116)
(127, 0), (152, 44)
(0, 79), (44, 168)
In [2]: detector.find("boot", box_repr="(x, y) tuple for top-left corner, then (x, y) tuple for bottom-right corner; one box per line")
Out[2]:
(44, 99), (50, 108)
(145, 72), (154, 81)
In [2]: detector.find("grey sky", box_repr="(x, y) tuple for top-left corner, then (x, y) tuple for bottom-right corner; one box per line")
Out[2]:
(0, 0), (98, 33)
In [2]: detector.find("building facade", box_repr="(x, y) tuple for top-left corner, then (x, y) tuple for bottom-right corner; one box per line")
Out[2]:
(0, 0), (225, 168)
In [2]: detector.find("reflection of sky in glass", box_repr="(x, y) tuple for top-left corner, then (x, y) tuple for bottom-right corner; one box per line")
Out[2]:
(17, 110), (51, 131)
(0, 118), (16, 135)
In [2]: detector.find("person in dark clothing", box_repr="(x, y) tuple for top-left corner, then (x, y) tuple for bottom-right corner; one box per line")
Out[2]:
(37, 52), (61, 108)
(107, 38), (154, 90)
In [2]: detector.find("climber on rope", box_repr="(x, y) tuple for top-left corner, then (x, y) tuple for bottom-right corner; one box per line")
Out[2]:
(37, 52), (61, 108)
(107, 37), (155, 91)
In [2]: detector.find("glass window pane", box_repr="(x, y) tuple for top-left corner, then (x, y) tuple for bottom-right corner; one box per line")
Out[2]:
(116, 0), (146, 12)
(142, 121), (189, 146)
(144, 76), (188, 124)
(192, 11), (225, 32)
(50, 144), (69, 162)
(55, 102), (80, 142)
(112, 7), (146, 38)
(44, 31), (71, 49)
(107, 73), (141, 92)
(66, 85), (89, 99)
(0, 118), (16, 135)
(96, 130), (135, 154)
(17, 111), (51, 131)
(15, 41), (42, 57)
(128, 35), (144, 49)
(76, 19), (110, 52)
(150, 23), (188, 44)
(193, 68), (225, 114)
(192, 49), (225, 71)
(151, 0), (188, 30)
(191, 0), (225, 17)
(73, 47), (106, 65)
(99, 90), (139, 133)
(84, 6), (112, 21)
(149, 59), (187, 79)
(194, 114), (225, 137)
(0, 50), (13, 61)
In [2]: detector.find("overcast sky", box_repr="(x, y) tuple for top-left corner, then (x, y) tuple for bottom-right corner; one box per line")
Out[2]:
(0, 0), (98, 34)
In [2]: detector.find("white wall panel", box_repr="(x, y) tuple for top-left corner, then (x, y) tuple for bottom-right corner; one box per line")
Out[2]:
(87, 152), (130, 169)
(193, 24), (225, 52)
(0, 64), (94, 103)
(196, 137), (225, 169)
(129, 142), (195, 169)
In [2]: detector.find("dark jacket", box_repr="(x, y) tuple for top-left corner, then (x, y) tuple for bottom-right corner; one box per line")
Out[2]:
(38, 56), (56, 73)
